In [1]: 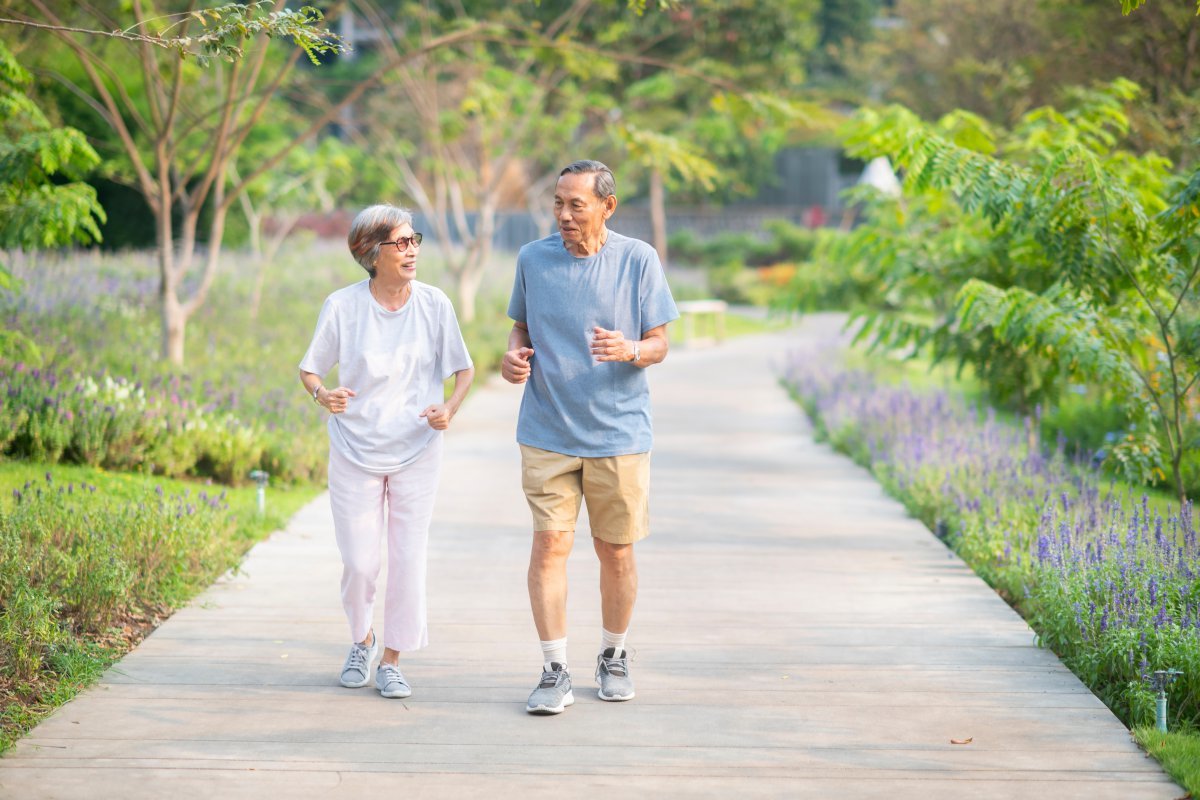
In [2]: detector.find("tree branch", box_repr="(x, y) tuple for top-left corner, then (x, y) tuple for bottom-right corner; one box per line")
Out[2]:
(0, 16), (179, 48)
(27, 0), (159, 208)
(222, 23), (490, 211)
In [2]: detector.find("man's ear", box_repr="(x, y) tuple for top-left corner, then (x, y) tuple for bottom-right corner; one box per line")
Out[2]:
(604, 194), (618, 218)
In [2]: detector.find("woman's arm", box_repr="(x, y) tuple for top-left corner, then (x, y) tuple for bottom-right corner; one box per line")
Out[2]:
(421, 366), (475, 430)
(300, 369), (356, 413)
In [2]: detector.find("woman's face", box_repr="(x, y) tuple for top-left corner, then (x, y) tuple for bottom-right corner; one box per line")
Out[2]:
(374, 223), (420, 281)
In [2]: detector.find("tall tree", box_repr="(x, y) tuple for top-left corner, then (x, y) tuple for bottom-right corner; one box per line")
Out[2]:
(595, 0), (826, 260)
(10, 1), (482, 364)
(848, 0), (1200, 164)
(0, 39), (104, 284)
(836, 81), (1200, 497)
(0, 39), (105, 364)
(347, 0), (600, 322)
(231, 135), (362, 319)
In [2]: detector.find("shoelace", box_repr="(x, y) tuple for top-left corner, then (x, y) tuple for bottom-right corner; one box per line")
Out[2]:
(378, 664), (406, 686)
(346, 644), (369, 672)
(539, 669), (566, 688)
(600, 656), (627, 677)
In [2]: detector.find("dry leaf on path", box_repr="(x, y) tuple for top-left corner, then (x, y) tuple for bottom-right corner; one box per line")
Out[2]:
(950, 737), (974, 745)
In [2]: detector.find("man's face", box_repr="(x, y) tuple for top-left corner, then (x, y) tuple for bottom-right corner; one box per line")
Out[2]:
(554, 172), (611, 246)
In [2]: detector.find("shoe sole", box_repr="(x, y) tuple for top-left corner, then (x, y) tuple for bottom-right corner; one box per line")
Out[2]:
(526, 690), (575, 715)
(379, 686), (412, 699)
(597, 688), (635, 701)
(340, 674), (372, 689)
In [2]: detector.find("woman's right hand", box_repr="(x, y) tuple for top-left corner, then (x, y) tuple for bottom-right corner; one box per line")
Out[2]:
(502, 347), (535, 384)
(318, 386), (357, 413)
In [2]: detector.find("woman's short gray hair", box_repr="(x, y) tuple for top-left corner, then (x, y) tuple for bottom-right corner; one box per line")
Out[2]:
(347, 204), (413, 278)
(560, 160), (616, 200)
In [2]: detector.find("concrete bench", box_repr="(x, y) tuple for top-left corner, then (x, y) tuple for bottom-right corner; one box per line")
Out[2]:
(675, 299), (728, 346)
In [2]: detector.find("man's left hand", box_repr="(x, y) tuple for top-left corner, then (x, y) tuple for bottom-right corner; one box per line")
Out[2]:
(592, 327), (634, 362)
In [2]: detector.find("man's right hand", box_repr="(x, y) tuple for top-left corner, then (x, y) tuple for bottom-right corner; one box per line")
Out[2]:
(502, 347), (535, 384)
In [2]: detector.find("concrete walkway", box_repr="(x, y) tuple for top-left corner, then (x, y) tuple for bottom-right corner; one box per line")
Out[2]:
(0, 317), (1183, 799)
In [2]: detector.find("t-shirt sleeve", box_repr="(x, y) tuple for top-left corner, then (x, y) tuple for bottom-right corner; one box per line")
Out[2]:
(438, 295), (474, 380)
(298, 296), (339, 376)
(507, 252), (527, 324)
(639, 248), (680, 334)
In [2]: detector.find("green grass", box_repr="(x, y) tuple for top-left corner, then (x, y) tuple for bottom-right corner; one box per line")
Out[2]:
(0, 460), (319, 543)
(1134, 727), (1200, 797)
(0, 458), (322, 753)
(723, 310), (796, 338)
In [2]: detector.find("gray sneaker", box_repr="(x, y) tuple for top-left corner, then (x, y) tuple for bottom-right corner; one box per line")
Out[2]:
(375, 662), (412, 698)
(526, 662), (574, 715)
(339, 636), (378, 688)
(595, 647), (635, 701)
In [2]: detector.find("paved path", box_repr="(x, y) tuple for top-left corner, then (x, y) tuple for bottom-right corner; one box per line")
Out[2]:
(1, 317), (1183, 799)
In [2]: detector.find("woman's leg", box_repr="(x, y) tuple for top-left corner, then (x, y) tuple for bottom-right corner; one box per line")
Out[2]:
(327, 447), (386, 644)
(381, 436), (444, 656)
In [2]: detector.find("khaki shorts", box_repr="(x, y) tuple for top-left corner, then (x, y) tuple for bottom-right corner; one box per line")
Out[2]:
(520, 445), (651, 545)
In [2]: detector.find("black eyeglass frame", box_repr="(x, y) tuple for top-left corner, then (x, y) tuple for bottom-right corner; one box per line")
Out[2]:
(380, 233), (424, 252)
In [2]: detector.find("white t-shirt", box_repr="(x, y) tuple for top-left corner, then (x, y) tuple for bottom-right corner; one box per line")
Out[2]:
(299, 279), (473, 475)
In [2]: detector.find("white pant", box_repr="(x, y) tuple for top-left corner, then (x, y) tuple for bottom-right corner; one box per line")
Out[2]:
(327, 435), (442, 652)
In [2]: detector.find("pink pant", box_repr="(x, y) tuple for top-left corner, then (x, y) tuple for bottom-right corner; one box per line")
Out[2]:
(327, 436), (442, 652)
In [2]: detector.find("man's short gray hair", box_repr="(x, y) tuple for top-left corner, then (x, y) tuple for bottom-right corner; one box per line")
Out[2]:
(347, 204), (413, 278)
(560, 160), (616, 200)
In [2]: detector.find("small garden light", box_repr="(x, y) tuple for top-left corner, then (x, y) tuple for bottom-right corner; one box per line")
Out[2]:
(1148, 669), (1184, 733)
(249, 469), (269, 514)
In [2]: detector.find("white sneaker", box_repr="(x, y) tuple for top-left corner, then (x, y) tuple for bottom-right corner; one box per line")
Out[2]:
(375, 662), (412, 699)
(339, 636), (378, 688)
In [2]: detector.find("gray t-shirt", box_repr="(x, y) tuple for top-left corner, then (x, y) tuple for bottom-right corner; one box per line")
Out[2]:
(507, 231), (679, 457)
(299, 279), (473, 475)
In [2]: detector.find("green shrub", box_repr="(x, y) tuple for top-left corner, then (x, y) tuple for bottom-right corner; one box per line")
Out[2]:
(1041, 390), (1128, 455)
(773, 247), (878, 312)
(760, 220), (819, 264)
(0, 398), (28, 455)
(667, 229), (707, 266)
(0, 585), (66, 685)
(192, 416), (266, 485)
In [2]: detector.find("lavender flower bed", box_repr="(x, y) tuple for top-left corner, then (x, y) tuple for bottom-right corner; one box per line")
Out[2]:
(0, 250), (340, 484)
(785, 345), (1200, 730)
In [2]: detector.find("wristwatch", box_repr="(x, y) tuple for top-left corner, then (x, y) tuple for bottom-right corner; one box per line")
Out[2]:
(312, 385), (323, 403)
(630, 342), (640, 363)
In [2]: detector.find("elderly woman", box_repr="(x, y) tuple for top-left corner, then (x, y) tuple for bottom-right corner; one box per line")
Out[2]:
(299, 204), (474, 699)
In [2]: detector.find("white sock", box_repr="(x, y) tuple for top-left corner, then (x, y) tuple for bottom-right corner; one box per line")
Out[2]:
(602, 628), (627, 657)
(540, 637), (567, 671)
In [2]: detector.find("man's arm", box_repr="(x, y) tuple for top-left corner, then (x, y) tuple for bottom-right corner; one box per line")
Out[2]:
(591, 323), (669, 368)
(502, 322), (535, 384)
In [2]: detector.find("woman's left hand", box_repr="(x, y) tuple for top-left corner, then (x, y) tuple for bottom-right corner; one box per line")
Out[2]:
(420, 403), (453, 430)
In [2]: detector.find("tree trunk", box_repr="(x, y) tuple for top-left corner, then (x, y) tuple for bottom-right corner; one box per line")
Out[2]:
(649, 167), (668, 269)
(250, 213), (300, 320)
(162, 292), (186, 366)
(1174, 454), (1186, 504)
(456, 268), (483, 324)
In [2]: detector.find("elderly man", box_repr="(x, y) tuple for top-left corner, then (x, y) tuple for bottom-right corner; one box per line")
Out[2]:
(502, 160), (679, 715)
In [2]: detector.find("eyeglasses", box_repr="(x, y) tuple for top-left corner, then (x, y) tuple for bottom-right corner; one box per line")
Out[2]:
(381, 233), (423, 252)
